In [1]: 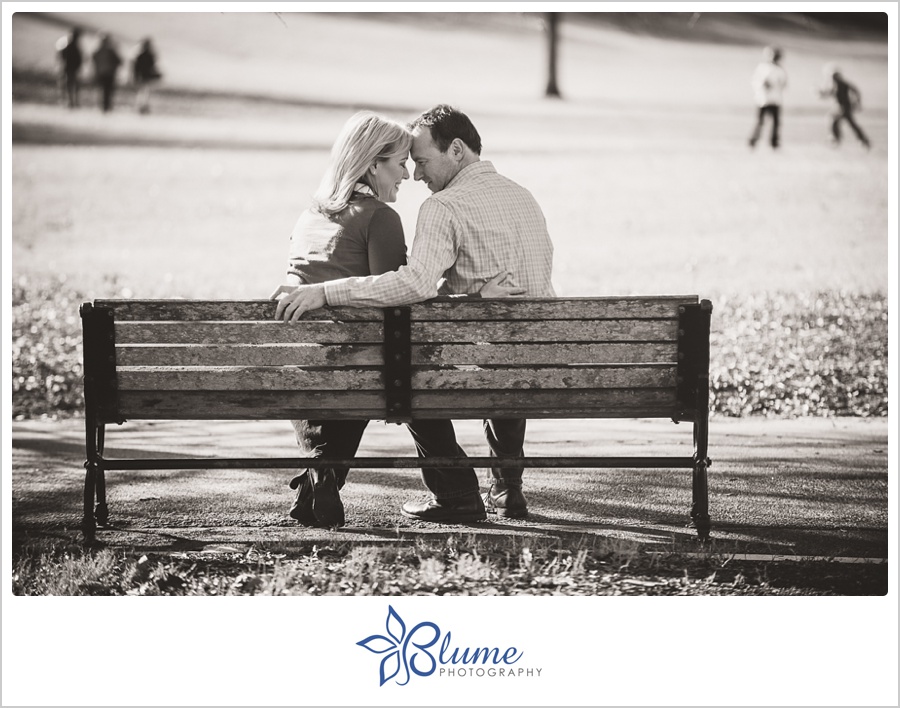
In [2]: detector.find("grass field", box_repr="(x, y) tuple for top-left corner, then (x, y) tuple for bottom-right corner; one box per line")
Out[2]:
(10, 10), (890, 299)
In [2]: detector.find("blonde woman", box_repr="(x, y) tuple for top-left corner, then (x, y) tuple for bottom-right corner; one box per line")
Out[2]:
(273, 111), (512, 528)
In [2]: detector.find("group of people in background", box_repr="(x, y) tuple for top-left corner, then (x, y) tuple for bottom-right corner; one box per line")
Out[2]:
(55, 27), (161, 114)
(55, 26), (872, 151)
(748, 44), (871, 151)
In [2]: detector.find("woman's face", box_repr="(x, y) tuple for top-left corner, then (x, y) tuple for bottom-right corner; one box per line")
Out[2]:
(371, 152), (409, 203)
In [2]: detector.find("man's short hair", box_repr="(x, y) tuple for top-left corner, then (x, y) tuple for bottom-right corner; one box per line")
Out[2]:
(409, 104), (482, 155)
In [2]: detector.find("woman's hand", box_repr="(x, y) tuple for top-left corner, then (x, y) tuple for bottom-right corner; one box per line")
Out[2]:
(270, 283), (327, 321)
(479, 272), (526, 298)
(269, 284), (298, 300)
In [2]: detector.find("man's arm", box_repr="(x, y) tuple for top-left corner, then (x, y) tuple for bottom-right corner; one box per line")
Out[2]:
(326, 199), (459, 306)
(273, 199), (460, 321)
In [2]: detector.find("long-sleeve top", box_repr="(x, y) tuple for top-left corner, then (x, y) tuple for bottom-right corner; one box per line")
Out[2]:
(751, 61), (788, 107)
(324, 161), (555, 307)
(287, 191), (407, 284)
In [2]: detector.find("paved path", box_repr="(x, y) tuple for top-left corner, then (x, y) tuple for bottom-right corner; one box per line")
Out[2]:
(11, 417), (889, 558)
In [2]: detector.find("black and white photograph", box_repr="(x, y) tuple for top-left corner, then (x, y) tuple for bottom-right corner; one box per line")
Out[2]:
(2, 3), (897, 706)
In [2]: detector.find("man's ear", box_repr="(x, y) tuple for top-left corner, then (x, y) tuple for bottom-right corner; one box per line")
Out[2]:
(450, 138), (465, 160)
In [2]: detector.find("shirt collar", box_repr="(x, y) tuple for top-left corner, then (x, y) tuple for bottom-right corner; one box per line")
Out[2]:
(446, 160), (495, 189)
(353, 182), (376, 197)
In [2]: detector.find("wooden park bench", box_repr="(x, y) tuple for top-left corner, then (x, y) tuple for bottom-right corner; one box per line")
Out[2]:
(79, 296), (713, 542)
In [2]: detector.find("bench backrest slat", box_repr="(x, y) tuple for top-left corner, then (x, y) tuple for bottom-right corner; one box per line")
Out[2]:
(113, 319), (676, 346)
(117, 365), (676, 391)
(115, 388), (674, 421)
(115, 322), (384, 345)
(117, 342), (677, 367)
(93, 296), (693, 322)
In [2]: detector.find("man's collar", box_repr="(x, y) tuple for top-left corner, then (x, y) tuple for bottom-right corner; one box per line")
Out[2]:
(446, 160), (494, 189)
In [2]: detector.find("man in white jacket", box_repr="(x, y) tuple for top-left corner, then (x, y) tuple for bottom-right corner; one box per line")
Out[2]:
(748, 46), (788, 149)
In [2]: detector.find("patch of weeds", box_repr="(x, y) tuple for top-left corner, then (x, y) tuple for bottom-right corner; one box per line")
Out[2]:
(710, 291), (888, 417)
(11, 274), (142, 420)
(12, 536), (886, 596)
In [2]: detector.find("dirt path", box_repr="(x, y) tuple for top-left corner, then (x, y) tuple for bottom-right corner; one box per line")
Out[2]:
(11, 416), (888, 558)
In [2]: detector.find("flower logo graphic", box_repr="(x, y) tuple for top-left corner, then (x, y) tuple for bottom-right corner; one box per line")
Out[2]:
(356, 605), (441, 686)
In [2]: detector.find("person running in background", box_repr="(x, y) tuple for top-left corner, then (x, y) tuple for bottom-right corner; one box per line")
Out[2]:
(133, 38), (162, 115)
(748, 46), (787, 150)
(55, 27), (83, 108)
(819, 64), (871, 149)
(92, 34), (122, 113)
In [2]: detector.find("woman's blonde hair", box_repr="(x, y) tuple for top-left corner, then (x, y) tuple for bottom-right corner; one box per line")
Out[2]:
(313, 111), (411, 215)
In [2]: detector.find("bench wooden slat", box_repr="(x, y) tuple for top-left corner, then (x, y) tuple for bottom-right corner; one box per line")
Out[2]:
(414, 342), (677, 365)
(115, 322), (385, 345)
(114, 319), (677, 346)
(115, 388), (676, 420)
(117, 344), (385, 367)
(410, 297), (698, 321)
(94, 300), (384, 322)
(116, 365), (676, 392)
(117, 342), (678, 367)
(415, 320), (678, 343)
(94, 296), (698, 322)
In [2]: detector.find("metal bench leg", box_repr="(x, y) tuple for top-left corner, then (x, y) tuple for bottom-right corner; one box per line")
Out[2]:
(94, 424), (109, 527)
(691, 414), (711, 539)
(691, 458), (711, 539)
(82, 462), (98, 544)
(82, 415), (107, 542)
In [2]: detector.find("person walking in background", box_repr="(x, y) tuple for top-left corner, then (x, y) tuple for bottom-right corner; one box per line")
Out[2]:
(748, 46), (787, 150)
(274, 104), (555, 524)
(819, 64), (870, 149)
(92, 34), (122, 113)
(55, 27), (83, 108)
(132, 38), (162, 115)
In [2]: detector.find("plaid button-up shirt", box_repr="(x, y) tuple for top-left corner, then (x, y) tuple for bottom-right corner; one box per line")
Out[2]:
(324, 161), (555, 307)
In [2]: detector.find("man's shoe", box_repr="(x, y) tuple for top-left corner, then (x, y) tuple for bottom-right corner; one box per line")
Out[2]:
(482, 483), (528, 519)
(401, 494), (486, 523)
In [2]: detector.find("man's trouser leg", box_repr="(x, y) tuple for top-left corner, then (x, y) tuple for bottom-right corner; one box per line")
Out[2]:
(484, 418), (527, 487)
(406, 419), (479, 500)
(845, 112), (870, 147)
(748, 107), (766, 146)
(831, 113), (843, 143)
(769, 105), (781, 148)
(482, 418), (528, 517)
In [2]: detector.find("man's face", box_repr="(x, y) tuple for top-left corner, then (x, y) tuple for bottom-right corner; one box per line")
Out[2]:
(411, 128), (458, 193)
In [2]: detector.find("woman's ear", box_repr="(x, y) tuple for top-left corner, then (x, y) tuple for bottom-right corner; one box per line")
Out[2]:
(367, 161), (379, 177)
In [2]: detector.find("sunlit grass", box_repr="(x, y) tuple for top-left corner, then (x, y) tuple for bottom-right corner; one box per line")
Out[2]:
(11, 535), (886, 596)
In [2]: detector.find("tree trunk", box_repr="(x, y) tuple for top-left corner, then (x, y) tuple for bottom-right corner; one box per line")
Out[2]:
(545, 12), (561, 98)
